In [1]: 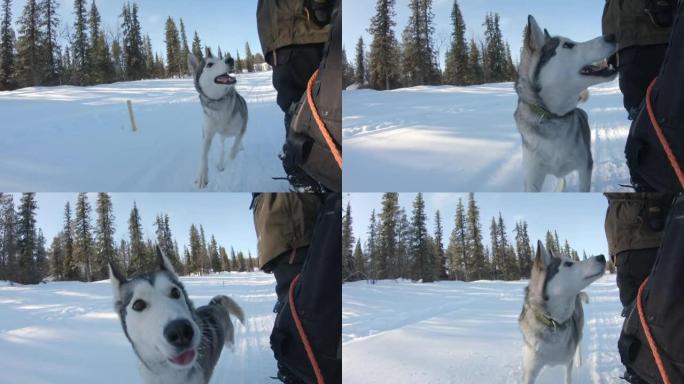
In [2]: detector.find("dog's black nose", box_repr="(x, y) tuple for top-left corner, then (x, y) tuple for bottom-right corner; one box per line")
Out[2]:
(604, 34), (616, 43)
(164, 319), (194, 348)
(596, 254), (606, 264)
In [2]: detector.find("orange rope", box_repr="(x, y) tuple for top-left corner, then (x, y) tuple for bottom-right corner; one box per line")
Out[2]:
(645, 78), (684, 189)
(636, 278), (672, 384)
(288, 273), (325, 384)
(306, 69), (342, 169)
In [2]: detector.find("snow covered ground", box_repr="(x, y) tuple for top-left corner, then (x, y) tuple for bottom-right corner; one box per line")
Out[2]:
(0, 272), (279, 383)
(343, 275), (623, 384)
(344, 80), (631, 192)
(0, 71), (290, 192)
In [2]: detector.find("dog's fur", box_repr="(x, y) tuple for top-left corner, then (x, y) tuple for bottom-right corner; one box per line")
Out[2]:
(188, 52), (248, 189)
(109, 248), (245, 384)
(519, 241), (606, 384)
(515, 15), (617, 192)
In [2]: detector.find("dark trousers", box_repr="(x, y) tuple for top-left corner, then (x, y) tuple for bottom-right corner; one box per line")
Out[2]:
(270, 247), (309, 314)
(615, 248), (659, 315)
(618, 44), (668, 119)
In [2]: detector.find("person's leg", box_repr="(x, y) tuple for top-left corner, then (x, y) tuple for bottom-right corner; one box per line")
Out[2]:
(267, 247), (309, 313)
(617, 44), (668, 119)
(614, 247), (659, 316)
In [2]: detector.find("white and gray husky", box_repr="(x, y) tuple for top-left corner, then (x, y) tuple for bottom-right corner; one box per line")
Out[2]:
(188, 52), (248, 189)
(519, 241), (606, 384)
(515, 15), (617, 192)
(109, 247), (245, 384)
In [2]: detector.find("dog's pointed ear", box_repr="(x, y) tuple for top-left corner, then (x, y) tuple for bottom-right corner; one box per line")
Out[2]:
(206, 47), (213, 58)
(526, 15), (546, 51)
(544, 28), (551, 39)
(188, 53), (199, 74)
(535, 240), (553, 267)
(156, 245), (176, 275)
(108, 259), (127, 304)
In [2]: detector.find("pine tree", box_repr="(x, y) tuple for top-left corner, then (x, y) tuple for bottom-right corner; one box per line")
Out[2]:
(352, 240), (365, 279)
(89, 0), (114, 84)
(342, 201), (355, 281)
(342, 46), (354, 88)
(235, 50), (243, 73)
(120, 2), (144, 80)
(199, 225), (208, 274)
(35, 229), (47, 280)
(1, 195), (18, 282)
(72, 0), (88, 84)
(354, 36), (365, 85)
(244, 42), (254, 72)
(179, 18), (189, 72)
(191, 31), (203, 61)
(483, 13), (507, 83)
(230, 246), (238, 271)
(164, 17), (182, 77)
(449, 198), (467, 280)
(49, 233), (63, 279)
(466, 193), (486, 280)
(367, 0), (400, 90)
(366, 209), (378, 280)
(444, 0), (468, 85)
(127, 202), (145, 274)
(401, 0), (439, 87)
(466, 38), (484, 85)
(188, 224), (202, 274)
(515, 221), (533, 278)
(0, 0), (16, 90)
(73, 193), (93, 281)
(209, 235), (220, 272)
(378, 193), (399, 279)
(155, 214), (181, 273)
(395, 209), (410, 278)
(142, 34), (153, 76)
(62, 201), (78, 280)
(110, 35), (123, 80)
(17, 193), (38, 283)
(40, 0), (60, 84)
(409, 193), (431, 282)
(237, 251), (246, 272)
(94, 192), (115, 280)
(489, 217), (500, 279)
(16, 0), (44, 86)
(219, 246), (230, 272)
(434, 210), (446, 280)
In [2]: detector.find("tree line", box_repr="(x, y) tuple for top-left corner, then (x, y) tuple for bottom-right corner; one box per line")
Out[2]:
(0, 0), (265, 91)
(342, 0), (517, 90)
(342, 193), (615, 284)
(0, 193), (257, 285)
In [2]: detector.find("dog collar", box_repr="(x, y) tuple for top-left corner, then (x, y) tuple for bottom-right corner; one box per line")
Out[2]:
(532, 307), (568, 330)
(523, 101), (567, 120)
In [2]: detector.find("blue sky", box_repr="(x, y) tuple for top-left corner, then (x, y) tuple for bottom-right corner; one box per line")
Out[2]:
(11, 193), (258, 257)
(344, 193), (610, 258)
(11, 0), (262, 63)
(344, 0), (606, 67)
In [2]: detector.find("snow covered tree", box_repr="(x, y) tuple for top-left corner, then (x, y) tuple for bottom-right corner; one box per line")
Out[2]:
(342, 201), (355, 281)
(367, 0), (401, 90)
(16, 0), (44, 86)
(74, 193), (93, 281)
(40, 0), (60, 84)
(0, 0), (16, 90)
(444, 0), (468, 85)
(94, 192), (115, 281)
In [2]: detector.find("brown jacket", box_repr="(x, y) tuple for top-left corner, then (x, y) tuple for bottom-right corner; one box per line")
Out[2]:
(602, 0), (673, 51)
(257, 0), (331, 64)
(604, 193), (674, 257)
(252, 193), (321, 269)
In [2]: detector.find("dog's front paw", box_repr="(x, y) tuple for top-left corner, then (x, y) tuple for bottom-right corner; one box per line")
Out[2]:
(195, 174), (209, 189)
(217, 162), (225, 172)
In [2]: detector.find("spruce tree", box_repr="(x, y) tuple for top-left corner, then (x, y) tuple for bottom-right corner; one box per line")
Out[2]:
(352, 239), (365, 279)
(74, 193), (93, 281)
(342, 46), (354, 88)
(367, 0), (400, 90)
(235, 50), (243, 72)
(444, 0), (468, 85)
(179, 18), (189, 70)
(49, 233), (63, 279)
(142, 34), (153, 76)
(366, 210), (378, 280)
(88, 0), (114, 84)
(164, 17), (182, 77)
(72, 0), (88, 84)
(191, 31), (203, 61)
(237, 251), (246, 272)
(465, 193), (486, 280)
(0, 0), (16, 90)
(17, 193), (38, 283)
(62, 201), (78, 280)
(466, 38), (484, 85)
(395, 209), (410, 279)
(401, 0), (439, 86)
(94, 192), (115, 280)
(40, 0), (60, 84)
(188, 224), (202, 274)
(434, 210), (446, 280)
(155, 214), (181, 273)
(219, 246), (230, 272)
(199, 225), (208, 274)
(354, 36), (365, 85)
(489, 217), (500, 279)
(515, 221), (533, 279)
(120, 2), (144, 80)
(409, 193), (431, 282)
(244, 42), (254, 72)
(16, 0), (43, 86)
(127, 202), (145, 274)
(483, 13), (507, 83)
(378, 193), (399, 279)
(230, 246), (238, 272)
(111, 35), (123, 81)
(209, 235), (220, 272)
(446, 198), (467, 280)
(35, 229), (47, 280)
(342, 201), (355, 281)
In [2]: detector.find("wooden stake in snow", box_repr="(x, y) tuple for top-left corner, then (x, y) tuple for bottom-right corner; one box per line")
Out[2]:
(127, 100), (138, 132)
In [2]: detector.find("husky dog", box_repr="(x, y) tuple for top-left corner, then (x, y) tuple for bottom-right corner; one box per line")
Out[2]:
(188, 52), (248, 189)
(515, 16), (617, 192)
(109, 247), (245, 384)
(519, 241), (606, 384)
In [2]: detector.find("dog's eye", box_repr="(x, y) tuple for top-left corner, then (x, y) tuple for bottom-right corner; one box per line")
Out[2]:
(206, 62), (214, 68)
(170, 287), (181, 299)
(564, 262), (574, 267)
(132, 299), (147, 312)
(563, 42), (575, 49)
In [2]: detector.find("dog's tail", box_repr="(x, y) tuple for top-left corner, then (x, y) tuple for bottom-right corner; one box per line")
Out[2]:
(212, 295), (245, 325)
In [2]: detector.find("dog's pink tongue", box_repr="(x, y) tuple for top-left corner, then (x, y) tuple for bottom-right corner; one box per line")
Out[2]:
(171, 349), (195, 366)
